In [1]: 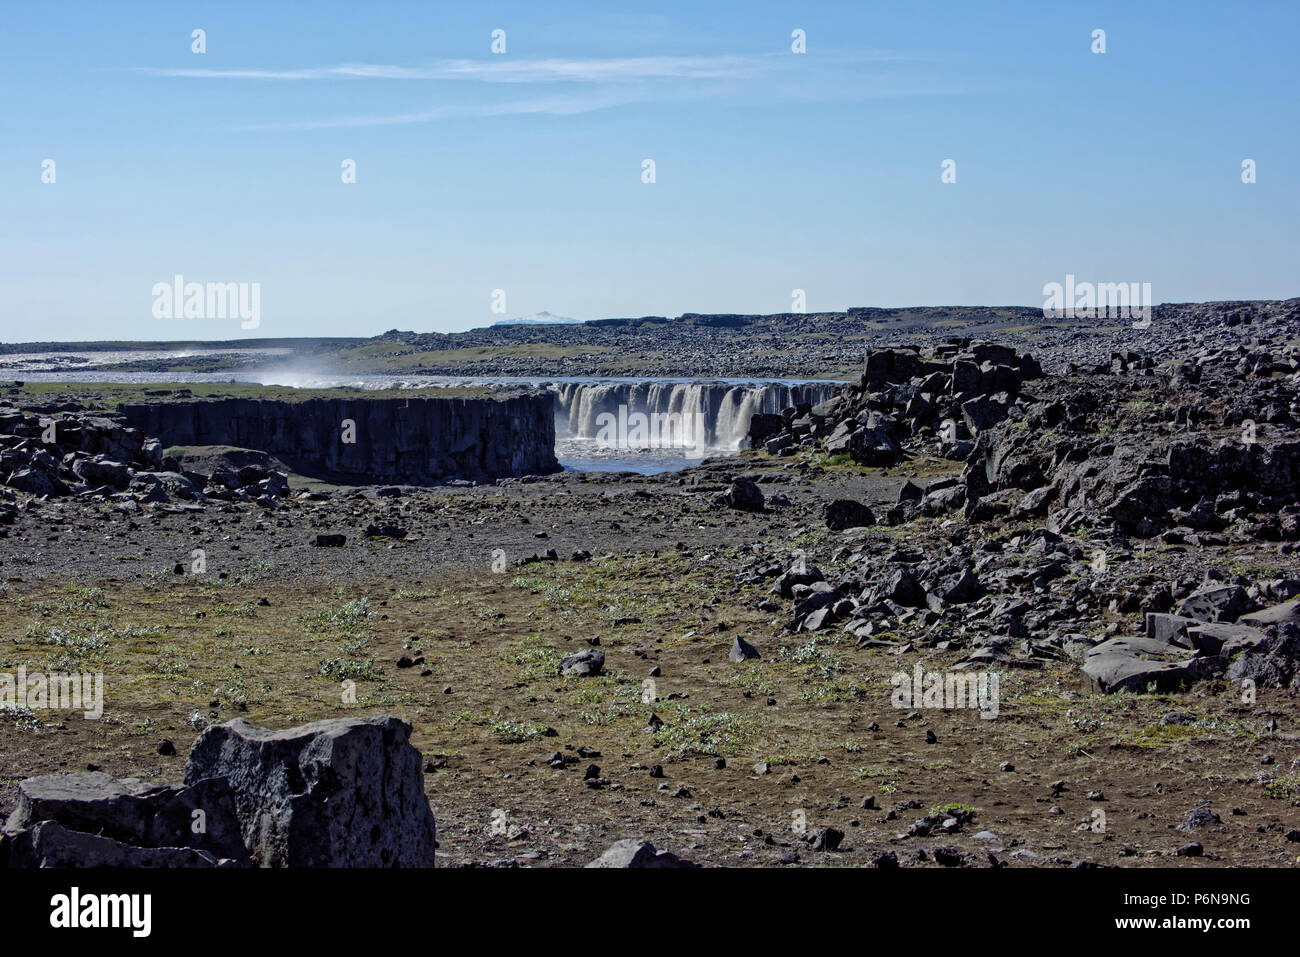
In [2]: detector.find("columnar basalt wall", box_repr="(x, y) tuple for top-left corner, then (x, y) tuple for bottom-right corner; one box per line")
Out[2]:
(120, 394), (560, 484)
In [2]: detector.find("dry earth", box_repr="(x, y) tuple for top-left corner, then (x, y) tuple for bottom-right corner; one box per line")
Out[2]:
(2, 452), (1296, 868)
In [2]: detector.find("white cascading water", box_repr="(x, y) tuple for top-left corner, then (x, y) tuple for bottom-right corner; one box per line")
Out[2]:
(551, 380), (837, 451)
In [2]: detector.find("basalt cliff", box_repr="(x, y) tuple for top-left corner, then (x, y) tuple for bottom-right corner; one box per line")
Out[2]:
(119, 393), (559, 485)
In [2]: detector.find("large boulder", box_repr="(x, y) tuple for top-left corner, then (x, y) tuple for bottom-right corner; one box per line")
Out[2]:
(878, 568), (927, 607)
(770, 565), (825, 598)
(5, 468), (61, 496)
(1239, 598), (1300, 629)
(1082, 636), (1208, 693)
(72, 455), (133, 490)
(929, 568), (983, 605)
(1106, 476), (1172, 533)
(960, 394), (1011, 435)
(1225, 623), (1300, 689)
(183, 715), (437, 867)
(847, 413), (902, 466)
(1, 769), (245, 868)
(863, 349), (922, 390)
(824, 499), (875, 531)
(1176, 585), (1253, 623)
(719, 477), (764, 512)
(747, 413), (785, 448)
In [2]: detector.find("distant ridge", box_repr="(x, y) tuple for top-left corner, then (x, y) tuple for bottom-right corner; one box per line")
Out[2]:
(491, 310), (585, 327)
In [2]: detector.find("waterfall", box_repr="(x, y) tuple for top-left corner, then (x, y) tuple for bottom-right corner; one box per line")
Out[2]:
(551, 380), (838, 451)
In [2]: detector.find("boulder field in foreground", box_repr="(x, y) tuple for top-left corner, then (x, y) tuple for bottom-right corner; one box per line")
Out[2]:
(1, 715), (437, 868)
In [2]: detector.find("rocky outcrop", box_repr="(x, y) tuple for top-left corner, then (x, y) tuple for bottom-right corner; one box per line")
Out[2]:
(0, 408), (165, 502)
(752, 340), (1042, 464)
(3, 715), (437, 868)
(120, 393), (560, 485)
(953, 357), (1300, 540)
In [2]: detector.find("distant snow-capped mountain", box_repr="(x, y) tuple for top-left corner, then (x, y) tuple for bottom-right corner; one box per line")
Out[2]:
(491, 311), (585, 327)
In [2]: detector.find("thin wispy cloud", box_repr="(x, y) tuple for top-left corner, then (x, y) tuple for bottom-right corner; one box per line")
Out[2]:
(144, 52), (928, 132)
(140, 55), (774, 84)
(241, 89), (660, 131)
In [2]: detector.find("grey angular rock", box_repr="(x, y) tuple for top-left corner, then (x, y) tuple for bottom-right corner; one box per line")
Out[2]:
(961, 394), (1010, 434)
(1225, 623), (1300, 689)
(559, 648), (605, 676)
(5, 468), (62, 496)
(1177, 807), (1222, 831)
(1175, 584), (1252, 623)
(72, 456), (132, 491)
(3, 821), (222, 868)
(729, 636), (761, 661)
(183, 715), (437, 867)
(930, 569), (983, 605)
(880, 568), (927, 607)
(1239, 597), (1300, 629)
(1185, 622), (1264, 656)
(586, 838), (697, 868)
(897, 480), (923, 503)
(1082, 636), (1208, 693)
(4, 771), (245, 863)
(1144, 613), (1197, 648)
(771, 565), (825, 598)
(848, 413), (902, 466)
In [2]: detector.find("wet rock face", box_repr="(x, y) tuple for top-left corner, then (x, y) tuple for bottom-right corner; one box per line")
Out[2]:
(120, 394), (560, 485)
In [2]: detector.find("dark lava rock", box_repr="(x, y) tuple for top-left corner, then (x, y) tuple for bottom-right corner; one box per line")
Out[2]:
(184, 715), (437, 867)
(824, 499), (876, 531)
(808, 827), (845, 852)
(720, 477), (765, 512)
(363, 524), (408, 539)
(558, 648), (605, 677)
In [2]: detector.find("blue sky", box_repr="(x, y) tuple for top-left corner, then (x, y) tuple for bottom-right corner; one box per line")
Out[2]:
(2, 0), (1296, 341)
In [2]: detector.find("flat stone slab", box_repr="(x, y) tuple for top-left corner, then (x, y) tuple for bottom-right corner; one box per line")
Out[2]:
(1082, 636), (1206, 693)
(1185, 622), (1265, 656)
(3, 821), (222, 868)
(1239, 598), (1300, 629)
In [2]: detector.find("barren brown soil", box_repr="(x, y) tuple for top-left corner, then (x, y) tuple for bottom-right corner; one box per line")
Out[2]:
(2, 452), (1297, 867)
